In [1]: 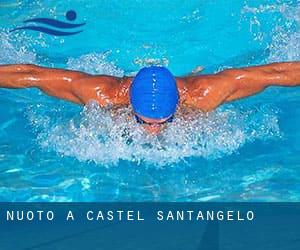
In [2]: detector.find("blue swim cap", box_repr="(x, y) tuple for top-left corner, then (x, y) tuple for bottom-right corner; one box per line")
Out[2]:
(130, 66), (179, 120)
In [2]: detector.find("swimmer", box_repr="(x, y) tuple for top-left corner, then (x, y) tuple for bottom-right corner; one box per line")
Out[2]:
(0, 62), (300, 134)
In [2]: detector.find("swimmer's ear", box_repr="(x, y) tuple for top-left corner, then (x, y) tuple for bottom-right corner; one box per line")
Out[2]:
(190, 65), (204, 76)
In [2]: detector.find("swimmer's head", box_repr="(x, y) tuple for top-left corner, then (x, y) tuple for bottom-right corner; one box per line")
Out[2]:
(129, 66), (179, 130)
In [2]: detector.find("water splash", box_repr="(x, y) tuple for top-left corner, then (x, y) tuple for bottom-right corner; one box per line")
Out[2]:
(133, 57), (169, 67)
(242, 3), (288, 15)
(26, 101), (281, 167)
(0, 31), (36, 64)
(67, 51), (124, 76)
(242, 2), (300, 62)
(268, 4), (300, 62)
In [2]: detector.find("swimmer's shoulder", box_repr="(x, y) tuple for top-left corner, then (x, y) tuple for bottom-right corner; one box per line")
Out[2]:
(72, 75), (132, 106)
(176, 75), (212, 106)
(176, 73), (237, 112)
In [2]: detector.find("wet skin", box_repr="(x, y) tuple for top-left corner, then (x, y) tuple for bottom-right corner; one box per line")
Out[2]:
(0, 62), (300, 133)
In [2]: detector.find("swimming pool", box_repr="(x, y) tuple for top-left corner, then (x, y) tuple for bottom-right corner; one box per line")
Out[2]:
(0, 0), (299, 201)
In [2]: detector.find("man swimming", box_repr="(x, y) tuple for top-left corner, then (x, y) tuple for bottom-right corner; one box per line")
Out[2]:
(0, 62), (300, 134)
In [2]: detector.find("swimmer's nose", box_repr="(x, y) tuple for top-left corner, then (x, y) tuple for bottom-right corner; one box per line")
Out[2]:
(143, 124), (163, 135)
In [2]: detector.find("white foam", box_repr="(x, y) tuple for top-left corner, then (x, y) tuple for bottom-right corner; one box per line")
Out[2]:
(26, 101), (281, 167)
(242, 2), (300, 62)
(67, 51), (124, 76)
(268, 5), (300, 62)
(0, 31), (36, 64)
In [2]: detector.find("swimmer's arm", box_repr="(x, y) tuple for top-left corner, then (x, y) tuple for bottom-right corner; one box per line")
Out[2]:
(0, 64), (129, 105)
(182, 62), (300, 111)
(0, 64), (89, 103)
(224, 62), (300, 101)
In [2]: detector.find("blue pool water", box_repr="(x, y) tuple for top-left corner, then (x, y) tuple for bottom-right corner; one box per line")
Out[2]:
(0, 0), (299, 201)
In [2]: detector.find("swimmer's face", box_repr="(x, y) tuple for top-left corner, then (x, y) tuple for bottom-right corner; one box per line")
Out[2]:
(135, 114), (171, 135)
